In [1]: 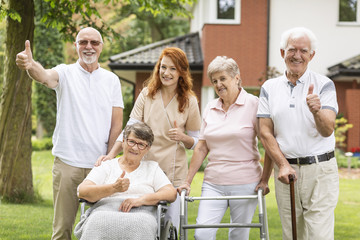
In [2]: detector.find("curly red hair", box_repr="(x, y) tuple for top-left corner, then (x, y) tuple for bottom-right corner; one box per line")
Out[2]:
(144, 47), (196, 113)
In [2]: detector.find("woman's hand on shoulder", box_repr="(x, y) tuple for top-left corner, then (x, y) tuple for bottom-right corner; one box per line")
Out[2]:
(94, 154), (113, 167)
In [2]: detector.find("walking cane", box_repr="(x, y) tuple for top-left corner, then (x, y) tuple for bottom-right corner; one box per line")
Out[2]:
(289, 174), (297, 240)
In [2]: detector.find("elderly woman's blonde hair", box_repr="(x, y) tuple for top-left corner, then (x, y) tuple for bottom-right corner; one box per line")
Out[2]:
(207, 56), (241, 87)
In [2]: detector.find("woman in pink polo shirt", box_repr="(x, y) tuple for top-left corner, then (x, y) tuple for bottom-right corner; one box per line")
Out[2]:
(177, 56), (273, 240)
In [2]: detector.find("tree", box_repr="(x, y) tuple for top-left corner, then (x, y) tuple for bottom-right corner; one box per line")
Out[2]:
(0, 0), (35, 202)
(0, 21), (5, 94)
(0, 0), (195, 202)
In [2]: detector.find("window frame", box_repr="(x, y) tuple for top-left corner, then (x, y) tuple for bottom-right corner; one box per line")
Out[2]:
(209, 0), (241, 25)
(338, 0), (360, 26)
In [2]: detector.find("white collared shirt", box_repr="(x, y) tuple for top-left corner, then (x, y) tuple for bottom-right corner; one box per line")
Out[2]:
(257, 69), (338, 158)
(52, 61), (124, 168)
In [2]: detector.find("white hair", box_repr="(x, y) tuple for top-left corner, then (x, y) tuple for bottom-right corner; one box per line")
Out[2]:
(75, 27), (103, 43)
(280, 27), (318, 53)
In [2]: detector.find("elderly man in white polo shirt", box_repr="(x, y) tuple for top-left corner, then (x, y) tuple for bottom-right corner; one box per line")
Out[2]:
(16, 27), (124, 240)
(257, 27), (339, 240)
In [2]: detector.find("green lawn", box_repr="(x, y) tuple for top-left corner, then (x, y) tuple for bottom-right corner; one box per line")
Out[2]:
(0, 150), (359, 239)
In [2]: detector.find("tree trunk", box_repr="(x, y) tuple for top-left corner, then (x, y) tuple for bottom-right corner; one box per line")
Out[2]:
(0, 0), (35, 202)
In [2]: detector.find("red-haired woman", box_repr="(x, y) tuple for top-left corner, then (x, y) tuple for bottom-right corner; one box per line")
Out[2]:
(97, 47), (201, 231)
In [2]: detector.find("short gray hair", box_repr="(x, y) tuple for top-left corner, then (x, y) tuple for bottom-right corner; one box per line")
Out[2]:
(123, 122), (154, 147)
(280, 27), (318, 53)
(207, 56), (240, 80)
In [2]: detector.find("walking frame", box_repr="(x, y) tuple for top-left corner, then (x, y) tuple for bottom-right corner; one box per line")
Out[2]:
(179, 188), (269, 240)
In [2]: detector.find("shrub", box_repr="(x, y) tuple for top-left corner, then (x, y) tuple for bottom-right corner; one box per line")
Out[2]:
(336, 149), (360, 169)
(335, 117), (353, 149)
(32, 137), (53, 151)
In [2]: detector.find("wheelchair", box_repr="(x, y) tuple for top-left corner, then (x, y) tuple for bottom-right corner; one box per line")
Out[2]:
(179, 189), (269, 240)
(79, 199), (177, 240)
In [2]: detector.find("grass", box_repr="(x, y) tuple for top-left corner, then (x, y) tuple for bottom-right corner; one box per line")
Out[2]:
(0, 150), (359, 239)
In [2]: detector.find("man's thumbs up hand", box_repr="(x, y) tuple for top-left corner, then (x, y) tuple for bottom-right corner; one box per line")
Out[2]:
(16, 40), (34, 70)
(25, 40), (33, 58)
(307, 84), (314, 95)
(306, 84), (321, 114)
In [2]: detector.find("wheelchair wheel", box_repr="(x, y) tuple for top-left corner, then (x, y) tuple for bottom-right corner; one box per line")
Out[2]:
(160, 220), (177, 240)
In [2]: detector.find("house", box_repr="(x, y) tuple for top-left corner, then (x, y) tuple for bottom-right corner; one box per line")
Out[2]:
(109, 0), (360, 151)
(268, 0), (360, 151)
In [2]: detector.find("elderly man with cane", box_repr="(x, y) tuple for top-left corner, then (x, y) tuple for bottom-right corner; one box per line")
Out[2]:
(257, 27), (339, 240)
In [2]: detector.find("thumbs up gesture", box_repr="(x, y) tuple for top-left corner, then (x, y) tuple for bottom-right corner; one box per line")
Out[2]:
(306, 84), (321, 114)
(112, 171), (130, 193)
(168, 120), (184, 142)
(16, 40), (34, 70)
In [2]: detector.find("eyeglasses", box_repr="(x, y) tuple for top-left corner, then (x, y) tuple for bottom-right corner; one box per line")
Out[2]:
(126, 139), (148, 150)
(77, 40), (103, 46)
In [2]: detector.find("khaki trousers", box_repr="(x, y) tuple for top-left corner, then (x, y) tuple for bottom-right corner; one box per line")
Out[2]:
(274, 157), (339, 240)
(51, 157), (91, 240)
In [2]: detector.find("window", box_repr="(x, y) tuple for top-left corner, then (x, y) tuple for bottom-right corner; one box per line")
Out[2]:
(217, 0), (235, 20)
(339, 0), (360, 24)
(195, 0), (240, 25)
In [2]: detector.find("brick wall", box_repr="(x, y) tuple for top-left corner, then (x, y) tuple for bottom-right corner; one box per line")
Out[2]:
(201, 0), (268, 87)
(345, 89), (360, 151)
(334, 81), (353, 116)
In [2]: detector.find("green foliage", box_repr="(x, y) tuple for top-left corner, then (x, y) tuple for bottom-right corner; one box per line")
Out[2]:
(122, 86), (134, 126)
(31, 137), (53, 151)
(38, 0), (195, 42)
(125, 0), (195, 18)
(100, 4), (191, 62)
(0, 4), (21, 22)
(31, 0), (63, 138)
(33, 84), (57, 137)
(2, 0), (195, 43)
(335, 117), (353, 149)
(336, 149), (360, 169)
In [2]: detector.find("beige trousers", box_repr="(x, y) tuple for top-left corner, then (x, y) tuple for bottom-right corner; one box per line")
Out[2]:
(51, 157), (91, 240)
(274, 157), (339, 240)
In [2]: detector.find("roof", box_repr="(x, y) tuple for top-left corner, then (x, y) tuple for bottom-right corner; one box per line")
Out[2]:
(327, 54), (360, 78)
(108, 32), (203, 71)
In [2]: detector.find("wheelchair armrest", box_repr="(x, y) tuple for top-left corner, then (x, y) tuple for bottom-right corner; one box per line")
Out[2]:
(79, 198), (96, 204)
(158, 200), (169, 206)
(79, 198), (97, 216)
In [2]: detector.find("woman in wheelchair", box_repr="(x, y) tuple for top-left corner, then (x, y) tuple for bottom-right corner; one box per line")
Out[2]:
(74, 122), (177, 240)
